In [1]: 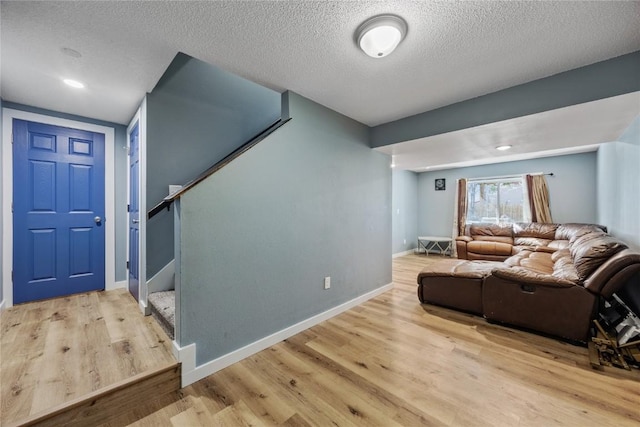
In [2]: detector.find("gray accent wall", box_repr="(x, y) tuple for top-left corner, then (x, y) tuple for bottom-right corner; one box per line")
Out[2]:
(598, 116), (640, 250)
(372, 51), (640, 147)
(178, 91), (391, 364)
(417, 152), (598, 237)
(2, 101), (128, 283)
(392, 169), (418, 254)
(145, 53), (281, 277)
(0, 98), (3, 304)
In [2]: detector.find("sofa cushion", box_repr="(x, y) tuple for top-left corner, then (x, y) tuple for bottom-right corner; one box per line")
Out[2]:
(534, 245), (558, 253)
(514, 222), (558, 239)
(513, 237), (552, 248)
(504, 250), (553, 274)
(570, 233), (628, 281)
(417, 259), (500, 280)
(555, 223), (606, 241)
(469, 223), (513, 243)
(468, 241), (512, 256)
(547, 240), (570, 251)
(552, 254), (580, 283)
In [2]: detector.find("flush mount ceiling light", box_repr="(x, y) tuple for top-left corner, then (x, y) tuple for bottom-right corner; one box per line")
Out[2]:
(496, 145), (512, 151)
(356, 15), (407, 58)
(63, 78), (85, 89)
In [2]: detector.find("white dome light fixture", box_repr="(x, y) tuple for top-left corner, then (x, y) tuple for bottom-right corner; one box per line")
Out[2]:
(63, 78), (85, 89)
(356, 15), (407, 58)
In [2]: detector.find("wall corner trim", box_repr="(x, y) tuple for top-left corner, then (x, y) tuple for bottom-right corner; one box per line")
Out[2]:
(176, 282), (394, 387)
(139, 298), (150, 316)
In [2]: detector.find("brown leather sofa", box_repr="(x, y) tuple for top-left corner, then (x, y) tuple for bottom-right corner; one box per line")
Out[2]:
(455, 222), (606, 261)
(418, 223), (640, 342)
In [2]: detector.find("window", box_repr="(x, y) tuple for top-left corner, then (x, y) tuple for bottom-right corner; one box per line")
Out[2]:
(466, 177), (526, 225)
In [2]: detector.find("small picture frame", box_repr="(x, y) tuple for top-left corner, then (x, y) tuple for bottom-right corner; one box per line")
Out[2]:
(435, 178), (446, 191)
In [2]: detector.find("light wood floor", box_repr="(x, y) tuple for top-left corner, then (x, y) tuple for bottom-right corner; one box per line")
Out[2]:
(103, 254), (640, 426)
(1, 288), (176, 425)
(4, 256), (640, 426)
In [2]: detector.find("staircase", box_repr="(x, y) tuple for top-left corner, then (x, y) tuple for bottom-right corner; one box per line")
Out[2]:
(149, 290), (176, 340)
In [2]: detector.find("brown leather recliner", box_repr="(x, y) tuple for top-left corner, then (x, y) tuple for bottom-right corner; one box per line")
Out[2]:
(419, 223), (640, 342)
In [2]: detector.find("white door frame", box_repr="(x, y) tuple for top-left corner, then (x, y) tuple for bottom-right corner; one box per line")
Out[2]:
(126, 98), (148, 314)
(2, 108), (116, 308)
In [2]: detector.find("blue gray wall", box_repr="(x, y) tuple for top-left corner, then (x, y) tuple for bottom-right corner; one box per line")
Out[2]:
(0, 98), (3, 303)
(372, 51), (640, 147)
(417, 152), (598, 237)
(392, 169), (418, 254)
(178, 92), (391, 364)
(145, 53), (281, 277)
(598, 115), (640, 250)
(2, 101), (128, 283)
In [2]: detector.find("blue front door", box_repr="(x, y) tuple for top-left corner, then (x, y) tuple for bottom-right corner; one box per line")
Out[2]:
(128, 121), (140, 301)
(13, 119), (105, 304)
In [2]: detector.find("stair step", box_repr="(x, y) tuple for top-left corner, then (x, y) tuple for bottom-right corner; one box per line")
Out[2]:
(8, 363), (180, 427)
(149, 290), (175, 340)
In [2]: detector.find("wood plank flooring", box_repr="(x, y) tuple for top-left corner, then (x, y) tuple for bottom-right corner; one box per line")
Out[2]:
(106, 254), (640, 426)
(1, 289), (177, 426)
(4, 255), (640, 426)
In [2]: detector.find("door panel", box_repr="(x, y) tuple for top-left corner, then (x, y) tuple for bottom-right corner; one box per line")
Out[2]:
(13, 119), (105, 304)
(128, 121), (140, 301)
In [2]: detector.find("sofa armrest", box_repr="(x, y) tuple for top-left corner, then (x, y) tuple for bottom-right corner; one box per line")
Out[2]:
(456, 236), (472, 242)
(491, 267), (576, 288)
(456, 240), (469, 259)
(583, 249), (640, 297)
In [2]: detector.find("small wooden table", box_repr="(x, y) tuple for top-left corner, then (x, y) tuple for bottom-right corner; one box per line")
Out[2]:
(418, 236), (453, 256)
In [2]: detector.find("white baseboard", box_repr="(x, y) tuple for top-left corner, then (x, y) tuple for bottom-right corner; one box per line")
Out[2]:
(173, 340), (196, 385)
(392, 249), (415, 258)
(174, 282), (394, 387)
(107, 280), (127, 291)
(147, 259), (175, 293)
(139, 298), (150, 316)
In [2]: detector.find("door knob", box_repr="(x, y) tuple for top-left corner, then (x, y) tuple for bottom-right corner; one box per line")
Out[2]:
(132, 219), (140, 224)
(94, 216), (102, 224)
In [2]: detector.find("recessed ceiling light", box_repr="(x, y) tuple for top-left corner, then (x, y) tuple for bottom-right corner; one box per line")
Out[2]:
(356, 15), (407, 58)
(63, 78), (85, 89)
(496, 145), (512, 151)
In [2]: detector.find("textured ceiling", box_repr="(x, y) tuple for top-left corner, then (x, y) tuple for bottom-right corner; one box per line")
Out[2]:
(1, 1), (639, 168)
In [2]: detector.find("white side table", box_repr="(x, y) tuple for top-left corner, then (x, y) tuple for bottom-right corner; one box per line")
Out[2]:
(417, 236), (453, 256)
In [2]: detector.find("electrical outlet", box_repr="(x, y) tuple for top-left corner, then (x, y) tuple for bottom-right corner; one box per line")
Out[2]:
(324, 276), (331, 290)
(403, 239), (406, 245)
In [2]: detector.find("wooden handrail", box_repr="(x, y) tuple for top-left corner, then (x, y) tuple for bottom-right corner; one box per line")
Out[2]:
(148, 118), (290, 219)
